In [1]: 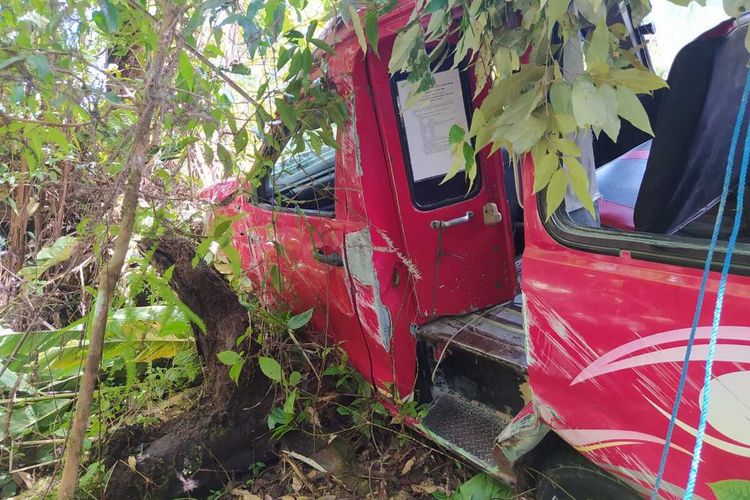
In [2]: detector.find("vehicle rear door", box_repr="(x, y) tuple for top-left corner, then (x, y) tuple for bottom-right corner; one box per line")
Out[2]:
(366, 45), (518, 321)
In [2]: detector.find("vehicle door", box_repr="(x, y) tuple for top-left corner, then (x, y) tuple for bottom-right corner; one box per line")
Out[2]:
(230, 126), (356, 344)
(521, 15), (750, 498)
(366, 42), (518, 321)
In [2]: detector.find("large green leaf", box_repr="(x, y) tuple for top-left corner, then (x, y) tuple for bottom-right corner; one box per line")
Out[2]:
(287, 308), (314, 330)
(450, 472), (513, 499)
(347, 4), (368, 54)
(0, 398), (72, 439)
(258, 356), (283, 383)
(709, 479), (750, 500)
(615, 86), (654, 136)
(565, 156), (595, 215)
(612, 68), (668, 93)
(389, 24), (421, 74)
(545, 168), (567, 219)
(533, 153), (559, 194)
(0, 306), (194, 380)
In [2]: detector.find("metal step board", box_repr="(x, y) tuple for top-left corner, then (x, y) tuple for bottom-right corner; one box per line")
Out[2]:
(415, 303), (527, 372)
(421, 391), (512, 473)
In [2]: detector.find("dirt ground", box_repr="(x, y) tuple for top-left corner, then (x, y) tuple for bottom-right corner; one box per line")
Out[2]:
(226, 427), (478, 500)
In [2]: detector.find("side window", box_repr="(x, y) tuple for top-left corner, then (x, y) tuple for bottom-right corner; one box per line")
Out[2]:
(546, 10), (750, 269)
(262, 127), (337, 215)
(391, 61), (481, 210)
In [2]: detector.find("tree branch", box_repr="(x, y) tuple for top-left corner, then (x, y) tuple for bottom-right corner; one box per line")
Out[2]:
(56, 4), (184, 499)
(124, 0), (260, 107)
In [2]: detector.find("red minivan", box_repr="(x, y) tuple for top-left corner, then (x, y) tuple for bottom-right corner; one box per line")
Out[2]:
(206, 3), (750, 498)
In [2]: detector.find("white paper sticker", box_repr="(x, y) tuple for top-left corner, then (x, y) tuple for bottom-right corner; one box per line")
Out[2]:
(396, 69), (469, 182)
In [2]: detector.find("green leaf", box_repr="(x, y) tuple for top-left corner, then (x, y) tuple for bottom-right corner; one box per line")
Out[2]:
(234, 127), (249, 153)
(545, 168), (567, 219)
(448, 125), (465, 145)
(289, 371), (302, 385)
(287, 308), (314, 330)
(92, 0), (120, 33)
(0, 367), (35, 394)
(549, 82), (572, 116)
(178, 52), (195, 91)
(259, 356), (283, 382)
(389, 24), (420, 74)
(565, 156), (595, 215)
(270, 263), (283, 292)
(26, 54), (50, 81)
(228, 360), (245, 383)
(587, 17), (609, 65)
(452, 472), (513, 500)
(533, 153), (559, 193)
(283, 388), (297, 414)
(0, 55), (25, 72)
(612, 68), (668, 93)
(217, 144), (233, 177)
(597, 84), (620, 141)
(217, 350), (242, 366)
(496, 84), (544, 126)
(347, 5), (368, 54)
(546, 0), (569, 33)
(425, 0), (448, 13)
(709, 479), (750, 500)
(615, 86), (654, 136)
(275, 98), (296, 131)
(571, 78), (618, 140)
(365, 11), (380, 56)
(481, 65), (546, 117)
(310, 38), (334, 54)
(503, 114), (547, 152)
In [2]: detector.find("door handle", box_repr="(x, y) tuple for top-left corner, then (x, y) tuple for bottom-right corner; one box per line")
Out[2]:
(313, 248), (344, 267)
(430, 211), (474, 229)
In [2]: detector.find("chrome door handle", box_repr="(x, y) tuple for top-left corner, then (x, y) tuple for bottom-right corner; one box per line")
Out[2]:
(430, 211), (474, 229)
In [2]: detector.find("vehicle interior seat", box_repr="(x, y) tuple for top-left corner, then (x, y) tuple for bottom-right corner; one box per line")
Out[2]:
(594, 16), (750, 236)
(596, 140), (651, 230)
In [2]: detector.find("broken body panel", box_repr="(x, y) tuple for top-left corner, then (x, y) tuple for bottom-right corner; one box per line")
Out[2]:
(210, 3), (750, 498)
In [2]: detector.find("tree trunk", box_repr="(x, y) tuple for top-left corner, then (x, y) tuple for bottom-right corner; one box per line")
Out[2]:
(103, 236), (273, 499)
(57, 4), (182, 498)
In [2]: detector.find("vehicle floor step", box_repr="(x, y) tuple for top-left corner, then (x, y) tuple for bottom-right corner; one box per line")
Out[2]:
(416, 303), (527, 371)
(421, 391), (511, 470)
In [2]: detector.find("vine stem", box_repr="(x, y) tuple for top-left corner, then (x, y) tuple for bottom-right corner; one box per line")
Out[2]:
(56, 3), (183, 498)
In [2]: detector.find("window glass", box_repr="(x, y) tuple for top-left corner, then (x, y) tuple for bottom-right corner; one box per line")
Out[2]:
(264, 127), (337, 214)
(549, 10), (750, 267)
(644, 0), (728, 78)
(559, 9), (741, 234)
(391, 63), (481, 209)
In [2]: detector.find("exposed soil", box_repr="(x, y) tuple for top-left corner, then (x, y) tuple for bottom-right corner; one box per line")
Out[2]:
(103, 236), (275, 499)
(99, 235), (477, 500)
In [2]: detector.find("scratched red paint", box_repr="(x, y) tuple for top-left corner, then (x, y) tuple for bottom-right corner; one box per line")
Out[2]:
(202, 3), (750, 498)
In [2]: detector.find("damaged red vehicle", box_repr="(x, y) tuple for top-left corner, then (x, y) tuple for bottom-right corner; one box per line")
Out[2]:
(205, 2), (750, 498)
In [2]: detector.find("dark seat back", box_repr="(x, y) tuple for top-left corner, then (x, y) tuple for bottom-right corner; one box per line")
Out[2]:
(633, 17), (750, 234)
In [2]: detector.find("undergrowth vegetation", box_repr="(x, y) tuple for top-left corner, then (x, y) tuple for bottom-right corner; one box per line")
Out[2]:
(4, 0), (726, 496)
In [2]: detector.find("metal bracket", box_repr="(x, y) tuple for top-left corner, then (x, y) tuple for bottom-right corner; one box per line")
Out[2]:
(482, 203), (503, 225)
(431, 211), (474, 229)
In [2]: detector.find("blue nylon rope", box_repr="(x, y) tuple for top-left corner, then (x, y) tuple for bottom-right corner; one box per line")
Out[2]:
(651, 67), (750, 499)
(684, 68), (750, 499)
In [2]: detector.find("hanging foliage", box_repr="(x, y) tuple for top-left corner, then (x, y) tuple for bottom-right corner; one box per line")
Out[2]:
(384, 0), (745, 215)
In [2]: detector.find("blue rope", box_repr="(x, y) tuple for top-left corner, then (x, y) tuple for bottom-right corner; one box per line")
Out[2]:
(684, 69), (750, 498)
(651, 67), (750, 499)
